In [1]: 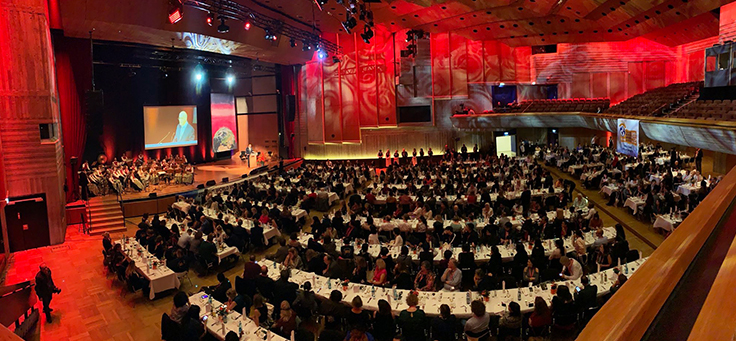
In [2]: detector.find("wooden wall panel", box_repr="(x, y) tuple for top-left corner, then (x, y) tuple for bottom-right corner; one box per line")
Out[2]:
(322, 61), (342, 143)
(0, 0), (67, 245)
(591, 73), (608, 98)
(450, 34), (468, 97)
(646, 61), (666, 90)
(571, 73), (591, 98)
(340, 56), (361, 142)
(304, 63), (324, 143)
(610, 72), (628, 104)
(483, 41), (500, 83)
(628, 62), (645, 98)
(431, 33), (451, 98)
(720, 2), (736, 42)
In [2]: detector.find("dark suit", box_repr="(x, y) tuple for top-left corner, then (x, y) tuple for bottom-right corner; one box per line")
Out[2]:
(574, 285), (598, 311)
(255, 274), (275, 300)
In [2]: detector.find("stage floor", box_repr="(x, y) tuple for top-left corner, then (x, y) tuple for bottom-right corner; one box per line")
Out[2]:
(111, 158), (275, 201)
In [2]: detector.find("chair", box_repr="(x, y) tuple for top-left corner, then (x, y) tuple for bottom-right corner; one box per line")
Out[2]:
(161, 313), (181, 340)
(175, 266), (193, 287)
(626, 249), (640, 263)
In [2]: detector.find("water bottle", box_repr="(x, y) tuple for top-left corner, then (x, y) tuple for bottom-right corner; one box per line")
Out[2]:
(466, 291), (471, 305)
(624, 263), (629, 275)
(328, 280), (331, 289)
(371, 285), (376, 297)
(239, 321), (243, 337)
(518, 289), (521, 301)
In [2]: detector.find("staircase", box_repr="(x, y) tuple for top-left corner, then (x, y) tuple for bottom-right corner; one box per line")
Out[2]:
(87, 197), (126, 235)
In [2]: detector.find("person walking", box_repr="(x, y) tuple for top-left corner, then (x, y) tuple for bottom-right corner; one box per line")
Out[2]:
(35, 263), (61, 321)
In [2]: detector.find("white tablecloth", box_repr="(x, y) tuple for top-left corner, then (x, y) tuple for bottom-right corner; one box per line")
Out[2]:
(653, 215), (682, 232)
(259, 257), (646, 318)
(118, 239), (180, 300)
(188, 293), (287, 341)
(172, 201), (192, 214)
(624, 197), (646, 214)
(601, 186), (618, 196)
(677, 184), (700, 196)
(298, 226), (614, 262)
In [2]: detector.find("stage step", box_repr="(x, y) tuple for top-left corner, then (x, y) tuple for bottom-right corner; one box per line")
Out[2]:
(87, 198), (126, 235)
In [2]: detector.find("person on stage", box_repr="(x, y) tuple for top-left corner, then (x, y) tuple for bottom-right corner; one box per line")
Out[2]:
(244, 144), (253, 167)
(172, 111), (196, 143)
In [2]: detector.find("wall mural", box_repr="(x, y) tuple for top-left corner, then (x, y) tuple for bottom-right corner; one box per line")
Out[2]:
(176, 32), (241, 55)
(299, 26), (715, 147)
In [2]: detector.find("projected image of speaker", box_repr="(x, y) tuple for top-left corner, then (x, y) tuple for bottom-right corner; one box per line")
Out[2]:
(144, 105), (198, 150)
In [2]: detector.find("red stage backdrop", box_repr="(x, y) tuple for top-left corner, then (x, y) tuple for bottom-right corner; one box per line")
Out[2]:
(210, 93), (237, 153)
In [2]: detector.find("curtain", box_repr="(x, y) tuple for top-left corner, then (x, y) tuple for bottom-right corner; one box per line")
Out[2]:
(281, 65), (298, 159)
(55, 39), (88, 202)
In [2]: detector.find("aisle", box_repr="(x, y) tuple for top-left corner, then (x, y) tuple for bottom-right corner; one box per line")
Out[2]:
(542, 164), (660, 257)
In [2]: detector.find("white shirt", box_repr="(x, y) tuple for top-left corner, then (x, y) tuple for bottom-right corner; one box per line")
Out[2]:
(562, 259), (583, 280)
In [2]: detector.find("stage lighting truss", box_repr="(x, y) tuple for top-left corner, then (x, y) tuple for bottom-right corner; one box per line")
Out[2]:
(182, 0), (339, 55)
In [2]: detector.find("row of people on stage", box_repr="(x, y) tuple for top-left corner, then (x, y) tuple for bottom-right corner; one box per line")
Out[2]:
(81, 153), (194, 197)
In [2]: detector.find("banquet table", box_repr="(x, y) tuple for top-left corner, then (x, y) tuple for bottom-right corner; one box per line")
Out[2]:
(677, 182), (708, 196)
(297, 226), (614, 262)
(188, 293), (287, 341)
(117, 239), (180, 300)
(259, 257), (646, 318)
(653, 214), (683, 232)
(198, 208), (280, 243)
(601, 185), (619, 197)
(172, 200), (192, 214)
(624, 197), (646, 215)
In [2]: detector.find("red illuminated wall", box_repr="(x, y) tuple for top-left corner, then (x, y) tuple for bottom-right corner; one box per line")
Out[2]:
(299, 28), (717, 148)
(720, 2), (736, 42)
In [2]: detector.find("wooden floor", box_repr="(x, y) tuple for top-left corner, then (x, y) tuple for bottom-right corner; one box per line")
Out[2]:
(2, 158), (688, 340)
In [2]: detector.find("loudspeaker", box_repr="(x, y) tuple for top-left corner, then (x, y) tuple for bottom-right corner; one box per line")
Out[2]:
(286, 95), (296, 122)
(85, 89), (104, 130)
(149, 193), (157, 198)
(206, 180), (216, 187)
(221, 177), (229, 183)
(241, 174), (248, 179)
(196, 184), (205, 189)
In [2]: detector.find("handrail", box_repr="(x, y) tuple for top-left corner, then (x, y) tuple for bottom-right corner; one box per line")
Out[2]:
(577, 165), (736, 340)
(688, 207), (736, 340)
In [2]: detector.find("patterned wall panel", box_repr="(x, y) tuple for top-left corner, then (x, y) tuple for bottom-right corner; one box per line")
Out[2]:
(340, 55), (361, 142)
(322, 60), (342, 142)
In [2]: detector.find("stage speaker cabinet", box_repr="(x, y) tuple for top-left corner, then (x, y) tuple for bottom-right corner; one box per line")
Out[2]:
(85, 89), (104, 130)
(149, 193), (157, 198)
(196, 184), (205, 189)
(206, 180), (216, 187)
(241, 174), (248, 179)
(286, 95), (296, 122)
(221, 177), (229, 183)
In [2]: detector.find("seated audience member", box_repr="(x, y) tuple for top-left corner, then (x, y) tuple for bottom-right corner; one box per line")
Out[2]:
(396, 293), (426, 341)
(559, 256), (583, 281)
(464, 300), (491, 341)
(170, 291), (190, 323)
(271, 301), (297, 337)
(440, 258), (462, 291)
(431, 304), (460, 341)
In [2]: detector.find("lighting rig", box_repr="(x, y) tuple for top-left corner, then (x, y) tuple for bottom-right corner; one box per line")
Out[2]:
(169, 0), (341, 56)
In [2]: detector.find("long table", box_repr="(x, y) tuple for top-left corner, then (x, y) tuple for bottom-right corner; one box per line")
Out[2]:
(259, 257), (646, 318)
(188, 293), (287, 341)
(298, 226), (615, 262)
(118, 239), (181, 300)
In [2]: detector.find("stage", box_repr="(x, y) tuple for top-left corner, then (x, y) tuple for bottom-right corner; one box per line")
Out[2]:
(97, 157), (301, 202)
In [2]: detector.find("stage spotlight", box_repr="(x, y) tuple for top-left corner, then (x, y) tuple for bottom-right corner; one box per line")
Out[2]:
(342, 13), (357, 33)
(405, 32), (413, 43)
(244, 21), (251, 30)
(317, 48), (327, 60)
(360, 25), (373, 44)
(289, 38), (297, 47)
(195, 72), (203, 81)
(206, 12), (215, 26)
(314, 0), (328, 11)
(531, 81), (536, 85)
(167, 0), (183, 24)
(332, 56), (340, 63)
(499, 82), (505, 87)
(217, 17), (229, 33)
(302, 41), (312, 51)
(226, 74), (235, 85)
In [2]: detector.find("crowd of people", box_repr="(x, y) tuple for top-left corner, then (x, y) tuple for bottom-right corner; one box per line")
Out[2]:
(100, 142), (689, 341)
(81, 153), (194, 197)
(542, 142), (719, 226)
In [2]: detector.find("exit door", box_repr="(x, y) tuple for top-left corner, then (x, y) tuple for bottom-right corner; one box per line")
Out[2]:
(4, 194), (50, 252)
